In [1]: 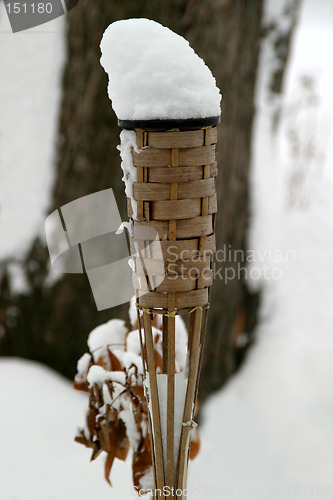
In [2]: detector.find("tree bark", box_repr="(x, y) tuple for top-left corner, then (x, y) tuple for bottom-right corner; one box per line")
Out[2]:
(1, 0), (265, 393)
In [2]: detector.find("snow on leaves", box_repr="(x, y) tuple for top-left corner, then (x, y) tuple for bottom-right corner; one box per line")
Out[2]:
(74, 306), (200, 494)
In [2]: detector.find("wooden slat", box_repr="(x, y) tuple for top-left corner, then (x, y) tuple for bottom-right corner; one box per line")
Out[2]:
(133, 215), (213, 240)
(134, 262), (213, 281)
(147, 127), (217, 149)
(148, 129), (204, 149)
(162, 315), (168, 374)
(211, 126), (218, 145)
(143, 312), (165, 496)
(207, 125), (218, 144)
(150, 194), (217, 220)
(178, 177), (215, 199)
(130, 234), (216, 261)
(134, 183), (170, 201)
(169, 258), (212, 278)
(135, 258), (166, 277)
(138, 288), (208, 309)
(166, 293), (175, 486)
(144, 201), (150, 220)
(169, 146), (178, 241)
(176, 308), (202, 496)
(133, 178), (215, 201)
(133, 274), (207, 293)
(132, 145), (215, 168)
(148, 163), (217, 183)
(137, 305), (161, 492)
(179, 145), (216, 167)
(167, 214), (214, 238)
(135, 255), (211, 277)
(193, 304), (209, 412)
(133, 220), (169, 240)
(168, 219), (177, 241)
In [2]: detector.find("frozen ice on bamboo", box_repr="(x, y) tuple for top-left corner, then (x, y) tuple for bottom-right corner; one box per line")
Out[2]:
(100, 18), (221, 121)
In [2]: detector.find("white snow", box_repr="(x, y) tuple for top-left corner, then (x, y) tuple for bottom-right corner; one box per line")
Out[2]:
(128, 257), (136, 272)
(116, 220), (133, 236)
(126, 328), (142, 356)
(87, 365), (126, 387)
(175, 316), (188, 372)
(0, 359), (135, 500)
(106, 381), (126, 413)
(156, 373), (168, 474)
(122, 351), (143, 376)
(76, 353), (91, 377)
(119, 399), (141, 450)
(117, 130), (140, 219)
(0, 6), (65, 260)
(138, 466), (154, 491)
(174, 372), (188, 472)
(88, 319), (127, 361)
(128, 295), (140, 327)
(100, 18), (221, 121)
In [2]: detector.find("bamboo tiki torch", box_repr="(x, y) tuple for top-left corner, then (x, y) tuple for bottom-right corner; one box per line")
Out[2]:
(100, 18), (221, 499)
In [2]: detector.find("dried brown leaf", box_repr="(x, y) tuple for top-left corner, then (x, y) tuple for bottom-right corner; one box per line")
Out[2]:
(104, 451), (116, 486)
(90, 441), (102, 461)
(132, 448), (153, 492)
(115, 438), (129, 461)
(189, 426), (200, 460)
(87, 407), (98, 440)
(73, 379), (89, 392)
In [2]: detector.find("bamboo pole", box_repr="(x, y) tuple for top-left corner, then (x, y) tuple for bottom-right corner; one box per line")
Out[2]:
(176, 307), (202, 497)
(143, 310), (165, 498)
(166, 294), (175, 487)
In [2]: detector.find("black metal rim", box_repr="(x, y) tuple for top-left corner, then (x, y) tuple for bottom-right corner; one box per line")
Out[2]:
(118, 116), (220, 130)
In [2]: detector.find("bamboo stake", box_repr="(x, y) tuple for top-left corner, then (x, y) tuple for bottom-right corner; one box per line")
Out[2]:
(166, 293), (175, 487)
(162, 315), (169, 375)
(176, 307), (202, 497)
(193, 297), (210, 405)
(137, 304), (159, 491)
(143, 311), (165, 498)
(166, 142), (178, 490)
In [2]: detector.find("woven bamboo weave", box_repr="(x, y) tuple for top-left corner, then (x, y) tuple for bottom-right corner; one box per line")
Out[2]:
(128, 125), (218, 311)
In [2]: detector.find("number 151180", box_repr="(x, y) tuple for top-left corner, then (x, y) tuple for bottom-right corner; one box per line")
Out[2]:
(5, 2), (53, 14)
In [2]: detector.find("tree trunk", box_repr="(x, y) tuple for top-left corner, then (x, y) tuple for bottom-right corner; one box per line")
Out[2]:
(1, 0), (268, 394)
(188, 0), (264, 396)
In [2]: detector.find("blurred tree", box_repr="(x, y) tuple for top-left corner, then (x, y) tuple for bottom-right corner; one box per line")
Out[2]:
(0, 0), (300, 397)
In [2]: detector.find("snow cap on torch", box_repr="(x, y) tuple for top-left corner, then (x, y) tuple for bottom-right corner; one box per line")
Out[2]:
(100, 18), (221, 122)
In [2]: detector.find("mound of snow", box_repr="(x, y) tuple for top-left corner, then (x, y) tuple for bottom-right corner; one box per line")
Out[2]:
(88, 319), (127, 361)
(0, 358), (134, 500)
(100, 18), (221, 121)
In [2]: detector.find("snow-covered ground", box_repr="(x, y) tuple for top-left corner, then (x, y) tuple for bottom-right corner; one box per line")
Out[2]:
(0, 5), (65, 260)
(1, 0), (333, 498)
(0, 359), (134, 500)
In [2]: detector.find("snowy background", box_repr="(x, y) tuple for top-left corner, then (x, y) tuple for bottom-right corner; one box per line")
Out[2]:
(1, 0), (333, 498)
